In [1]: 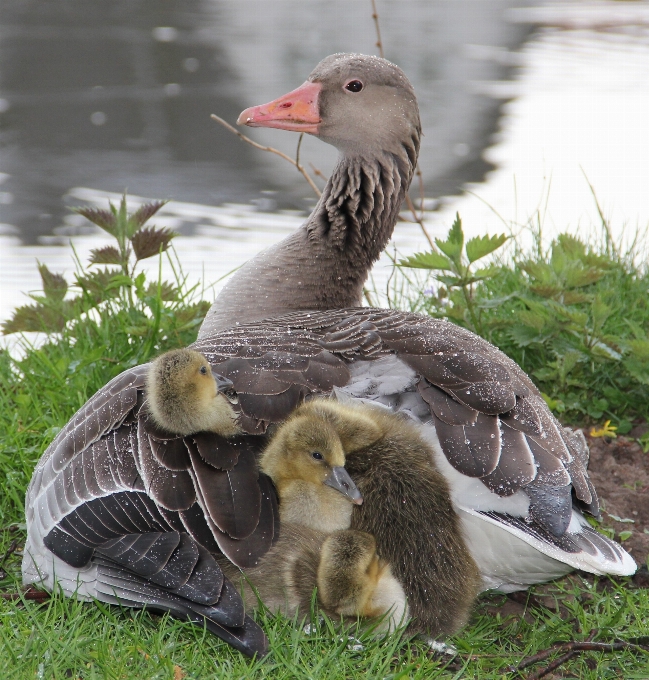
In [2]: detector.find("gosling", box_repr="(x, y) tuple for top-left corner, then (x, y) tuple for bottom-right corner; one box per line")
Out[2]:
(260, 406), (362, 532)
(222, 411), (407, 626)
(145, 349), (240, 437)
(274, 399), (482, 637)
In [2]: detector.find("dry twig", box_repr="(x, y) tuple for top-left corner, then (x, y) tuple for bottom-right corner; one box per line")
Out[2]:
(0, 538), (19, 565)
(309, 163), (329, 183)
(369, 3), (433, 248)
(523, 649), (577, 680)
(510, 629), (649, 679)
(0, 586), (50, 602)
(370, 0), (384, 58)
(404, 194), (435, 249)
(211, 114), (321, 197)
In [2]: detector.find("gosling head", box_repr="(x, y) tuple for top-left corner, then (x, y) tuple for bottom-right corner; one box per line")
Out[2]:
(146, 349), (241, 437)
(260, 404), (362, 532)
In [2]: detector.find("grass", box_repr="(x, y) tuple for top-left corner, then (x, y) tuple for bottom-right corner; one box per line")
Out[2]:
(1, 199), (648, 678)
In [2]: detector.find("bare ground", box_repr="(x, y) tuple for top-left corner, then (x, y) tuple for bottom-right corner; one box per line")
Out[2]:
(584, 427), (649, 569)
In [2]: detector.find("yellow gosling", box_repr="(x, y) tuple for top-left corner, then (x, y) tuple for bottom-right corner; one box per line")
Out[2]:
(145, 349), (240, 437)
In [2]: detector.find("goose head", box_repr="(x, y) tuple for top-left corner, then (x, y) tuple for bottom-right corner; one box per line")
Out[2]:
(238, 52), (420, 159)
(146, 349), (241, 437)
(260, 404), (362, 532)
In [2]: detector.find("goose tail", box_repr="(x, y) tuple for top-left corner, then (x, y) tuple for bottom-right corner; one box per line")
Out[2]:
(458, 506), (636, 593)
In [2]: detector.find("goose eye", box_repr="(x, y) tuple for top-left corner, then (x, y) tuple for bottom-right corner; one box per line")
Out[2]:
(311, 451), (323, 460)
(344, 80), (363, 93)
(200, 366), (208, 375)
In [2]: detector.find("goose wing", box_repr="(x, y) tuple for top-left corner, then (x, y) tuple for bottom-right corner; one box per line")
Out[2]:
(192, 308), (634, 581)
(193, 309), (597, 538)
(24, 364), (277, 657)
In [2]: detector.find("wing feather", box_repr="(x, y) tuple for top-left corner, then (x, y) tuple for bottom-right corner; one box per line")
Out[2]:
(431, 411), (501, 477)
(188, 443), (260, 540)
(137, 421), (196, 511)
(481, 424), (537, 496)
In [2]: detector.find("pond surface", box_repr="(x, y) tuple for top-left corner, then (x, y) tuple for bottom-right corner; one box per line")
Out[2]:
(2, 1), (649, 328)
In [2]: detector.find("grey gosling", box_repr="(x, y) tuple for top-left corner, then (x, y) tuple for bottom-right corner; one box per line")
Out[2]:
(222, 409), (408, 626)
(273, 399), (482, 637)
(146, 348), (241, 437)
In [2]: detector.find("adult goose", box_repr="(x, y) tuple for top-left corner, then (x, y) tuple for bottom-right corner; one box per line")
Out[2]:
(196, 53), (635, 586)
(24, 54), (634, 659)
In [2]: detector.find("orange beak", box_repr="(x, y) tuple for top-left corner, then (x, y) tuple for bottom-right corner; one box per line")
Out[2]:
(237, 81), (322, 134)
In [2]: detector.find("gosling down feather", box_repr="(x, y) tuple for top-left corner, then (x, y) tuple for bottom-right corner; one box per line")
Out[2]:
(24, 53), (635, 659)
(264, 400), (481, 636)
(223, 417), (405, 625)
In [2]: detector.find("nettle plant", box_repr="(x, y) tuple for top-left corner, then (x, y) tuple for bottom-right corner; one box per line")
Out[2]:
(398, 214), (507, 336)
(2, 197), (209, 364)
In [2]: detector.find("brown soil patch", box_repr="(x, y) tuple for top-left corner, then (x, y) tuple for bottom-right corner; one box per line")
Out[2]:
(584, 429), (649, 568)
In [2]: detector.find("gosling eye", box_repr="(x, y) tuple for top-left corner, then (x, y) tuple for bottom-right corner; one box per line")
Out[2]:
(200, 366), (208, 375)
(311, 451), (323, 461)
(344, 79), (363, 93)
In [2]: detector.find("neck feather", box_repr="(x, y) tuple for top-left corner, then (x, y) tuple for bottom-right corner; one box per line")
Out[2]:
(199, 146), (417, 337)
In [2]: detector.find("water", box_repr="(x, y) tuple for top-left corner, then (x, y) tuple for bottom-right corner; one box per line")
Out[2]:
(2, 1), (649, 328)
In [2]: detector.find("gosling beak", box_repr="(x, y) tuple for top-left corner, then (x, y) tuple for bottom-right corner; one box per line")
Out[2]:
(211, 369), (234, 393)
(324, 466), (363, 505)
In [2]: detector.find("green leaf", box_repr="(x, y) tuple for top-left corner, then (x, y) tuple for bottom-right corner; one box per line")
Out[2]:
(118, 195), (129, 236)
(518, 310), (546, 331)
(617, 420), (633, 434)
(476, 293), (517, 309)
(436, 274), (463, 287)
(550, 242), (568, 276)
(398, 251), (453, 271)
(535, 367), (557, 381)
(590, 340), (621, 361)
(556, 233), (587, 260)
(618, 530), (633, 542)
(521, 261), (553, 284)
(565, 266), (606, 289)
(465, 266), (500, 283)
(76, 268), (123, 303)
(624, 318), (647, 341)
(38, 263), (68, 302)
(546, 300), (588, 326)
(508, 325), (542, 347)
(562, 290), (590, 304)
(540, 392), (565, 413)
(1, 302), (70, 334)
(628, 338), (649, 361)
(465, 233), (507, 263)
(597, 526), (616, 539)
(608, 514), (634, 523)
(530, 284), (562, 299)
(434, 214), (464, 263)
(447, 213), (464, 246)
(622, 356), (649, 386)
(105, 274), (134, 291)
(587, 396), (608, 419)
(145, 281), (178, 302)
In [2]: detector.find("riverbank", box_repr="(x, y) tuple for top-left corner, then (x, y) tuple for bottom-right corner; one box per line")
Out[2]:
(1, 203), (648, 678)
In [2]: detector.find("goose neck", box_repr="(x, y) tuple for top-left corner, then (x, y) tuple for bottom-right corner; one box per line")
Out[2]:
(199, 148), (416, 337)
